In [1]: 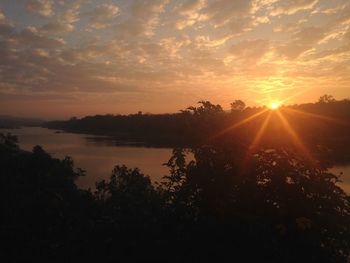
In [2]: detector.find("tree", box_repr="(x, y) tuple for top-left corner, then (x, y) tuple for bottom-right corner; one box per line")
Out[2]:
(186, 100), (224, 116)
(2, 128), (350, 262)
(0, 133), (18, 152)
(230, 100), (246, 112)
(0, 134), (90, 261)
(162, 146), (350, 262)
(95, 165), (156, 202)
(319, 94), (336, 103)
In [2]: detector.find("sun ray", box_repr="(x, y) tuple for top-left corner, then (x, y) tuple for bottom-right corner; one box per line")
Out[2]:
(264, 86), (313, 110)
(248, 112), (272, 152)
(239, 112), (273, 174)
(279, 88), (312, 105)
(209, 108), (269, 141)
(276, 110), (316, 165)
(284, 108), (350, 128)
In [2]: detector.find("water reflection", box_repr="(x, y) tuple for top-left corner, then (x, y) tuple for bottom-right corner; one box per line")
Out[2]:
(0, 127), (172, 189)
(84, 136), (146, 147)
(1, 127), (349, 193)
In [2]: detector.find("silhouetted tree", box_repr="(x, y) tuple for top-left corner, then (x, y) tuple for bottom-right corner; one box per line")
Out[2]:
(0, 133), (91, 261)
(319, 94), (336, 103)
(7, 95), (350, 262)
(230, 99), (246, 112)
(42, 97), (350, 162)
(161, 146), (350, 262)
(186, 100), (224, 116)
(0, 133), (18, 152)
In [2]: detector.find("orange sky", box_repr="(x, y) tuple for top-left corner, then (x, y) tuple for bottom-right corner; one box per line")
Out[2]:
(0, 0), (350, 119)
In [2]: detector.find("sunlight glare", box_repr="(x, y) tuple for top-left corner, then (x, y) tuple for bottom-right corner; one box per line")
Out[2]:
(270, 102), (280, 110)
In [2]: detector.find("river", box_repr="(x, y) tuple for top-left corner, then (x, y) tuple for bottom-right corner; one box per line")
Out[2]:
(1, 126), (349, 193)
(0, 127), (172, 189)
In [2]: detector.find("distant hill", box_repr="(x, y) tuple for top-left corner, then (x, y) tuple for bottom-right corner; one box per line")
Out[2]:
(0, 115), (44, 129)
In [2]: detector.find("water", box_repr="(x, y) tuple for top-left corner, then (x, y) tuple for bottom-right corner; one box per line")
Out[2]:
(1, 127), (350, 193)
(0, 127), (173, 189)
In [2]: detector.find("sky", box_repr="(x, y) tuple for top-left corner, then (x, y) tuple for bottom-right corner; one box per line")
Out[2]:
(0, 0), (350, 119)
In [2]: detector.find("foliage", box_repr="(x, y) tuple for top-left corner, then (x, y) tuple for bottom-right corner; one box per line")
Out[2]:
(42, 97), (350, 164)
(94, 165), (161, 220)
(160, 146), (350, 262)
(185, 100), (224, 116)
(0, 133), (19, 152)
(230, 99), (246, 112)
(3, 94), (350, 262)
(0, 133), (90, 261)
(319, 94), (336, 104)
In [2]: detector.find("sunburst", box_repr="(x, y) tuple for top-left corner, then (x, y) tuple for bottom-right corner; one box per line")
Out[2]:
(270, 102), (280, 110)
(208, 97), (349, 172)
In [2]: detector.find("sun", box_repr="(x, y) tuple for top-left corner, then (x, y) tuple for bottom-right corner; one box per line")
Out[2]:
(270, 102), (280, 110)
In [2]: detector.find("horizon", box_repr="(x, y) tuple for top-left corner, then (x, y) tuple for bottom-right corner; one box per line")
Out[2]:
(1, 0), (350, 118)
(1, 95), (349, 121)
(2, 1), (350, 260)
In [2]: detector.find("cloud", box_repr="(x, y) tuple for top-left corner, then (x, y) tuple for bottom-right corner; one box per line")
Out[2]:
(273, 19), (307, 33)
(26, 0), (55, 17)
(199, 0), (256, 37)
(0, 10), (5, 22)
(270, 0), (319, 16)
(177, 0), (204, 16)
(2, 0), (350, 117)
(335, 3), (350, 25)
(87, 3), (120, 30)
(309, 44), (350, 61)
(0, 9), (15, 37)
(40, 21), (74, 34)
(115, 0), (169, 37)
(39, 6), (81, 35)
(173, 0), (206, 30)
(344, 28), (350, 41)
(276, 26), (327, 59)
(0, 39), (130, 94)
(293, 26), (326, 44)
(18, 26), (65, 48)
(229, 39), (270, 63)
(203, 0), (253, 26)
(175, 19), (197, 30)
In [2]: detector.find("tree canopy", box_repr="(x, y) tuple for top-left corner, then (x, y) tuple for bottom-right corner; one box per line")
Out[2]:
(1, 133), (349, 262)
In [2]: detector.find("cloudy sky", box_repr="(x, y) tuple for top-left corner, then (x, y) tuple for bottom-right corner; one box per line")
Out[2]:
(0, 0), (350, 118)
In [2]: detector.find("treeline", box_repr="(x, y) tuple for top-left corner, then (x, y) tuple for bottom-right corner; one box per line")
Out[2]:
(43, 100), (236, 147)
(0, 115), (43, 129)
(1, 133), (350, 262)
(43, 96), (350, 163)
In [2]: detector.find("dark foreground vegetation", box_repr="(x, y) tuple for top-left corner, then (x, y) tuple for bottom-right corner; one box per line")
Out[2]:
(43, 96), (350, 164)
(1, 132), (350, 262)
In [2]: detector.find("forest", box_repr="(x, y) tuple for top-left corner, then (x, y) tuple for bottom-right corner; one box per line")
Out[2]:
(2, 0), (350, 261)
(43, 96), (350, 164)
(2, 95), (350, 262)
